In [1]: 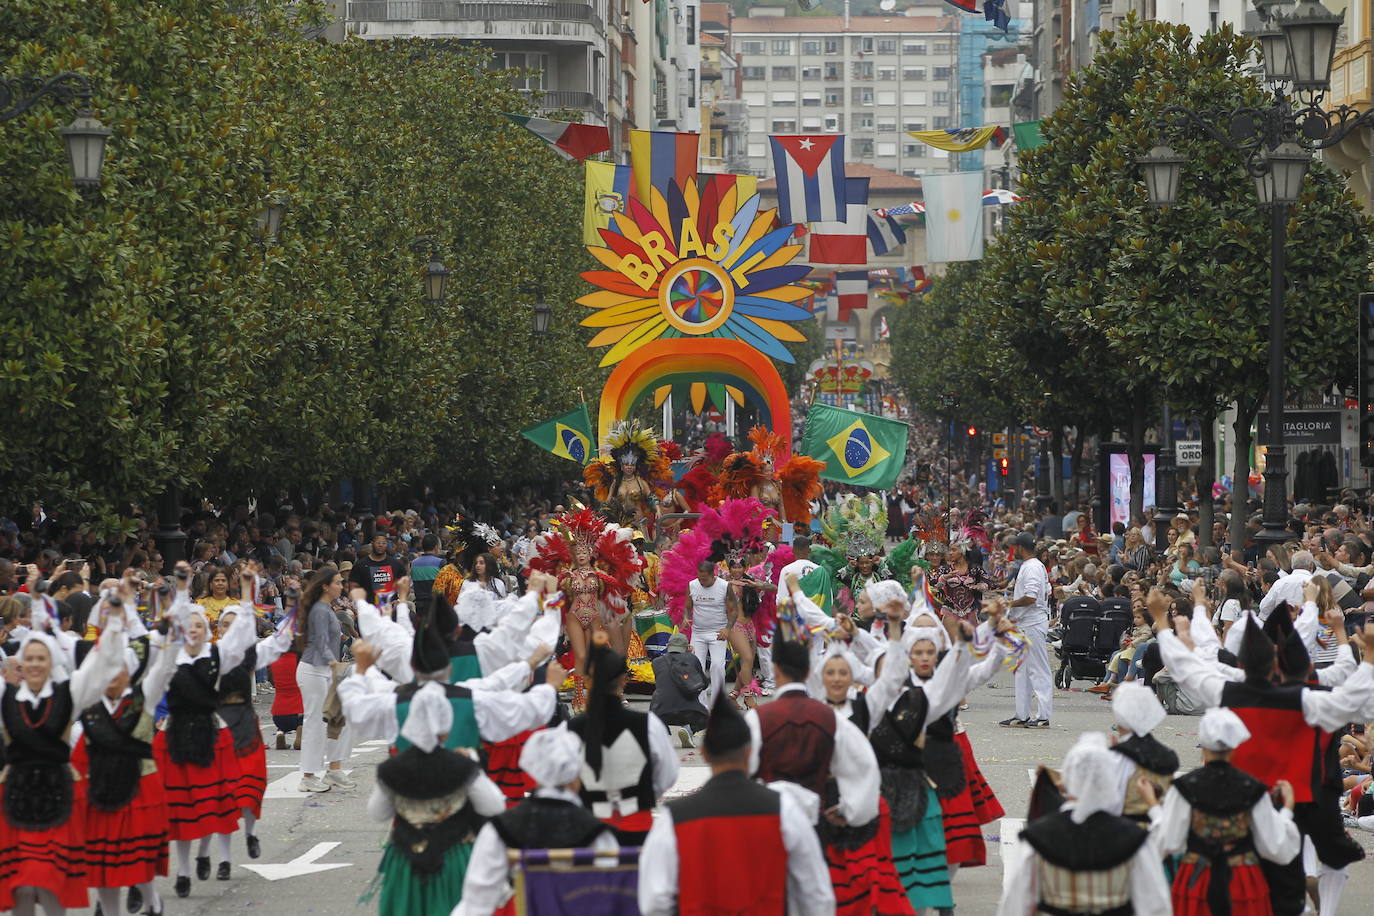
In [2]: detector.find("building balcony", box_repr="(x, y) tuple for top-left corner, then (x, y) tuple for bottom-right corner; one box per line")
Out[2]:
(346, 1), (605, 44)
(529, 89), (605, 120)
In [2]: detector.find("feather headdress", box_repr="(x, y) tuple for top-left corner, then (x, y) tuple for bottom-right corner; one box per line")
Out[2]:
(659, 498), (776, 628)
(821, 494), (887, 559)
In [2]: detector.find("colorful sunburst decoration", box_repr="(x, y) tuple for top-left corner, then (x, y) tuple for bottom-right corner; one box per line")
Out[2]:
(578, 177), (815, 367)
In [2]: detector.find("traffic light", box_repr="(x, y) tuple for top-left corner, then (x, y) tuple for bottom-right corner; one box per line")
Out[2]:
(998, 456), (1010, 477)
(967, 426), (977, 437)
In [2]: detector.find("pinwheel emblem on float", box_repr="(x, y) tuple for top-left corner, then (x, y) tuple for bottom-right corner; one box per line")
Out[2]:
(578, 180), (815, 367)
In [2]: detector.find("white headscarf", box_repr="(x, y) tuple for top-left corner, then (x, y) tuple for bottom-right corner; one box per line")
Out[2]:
(902, 613), (950, 654)
(519, 723), (584, 788)
(865, 580), (908, 614)
(1061, 731), (1123, 824)
(1111, 682), (1166, 737)
(399, 680), (454, 753)
(1198, 707), (1252, 752)
(457, 586), (499, 632)
(17, 631), (70, 683)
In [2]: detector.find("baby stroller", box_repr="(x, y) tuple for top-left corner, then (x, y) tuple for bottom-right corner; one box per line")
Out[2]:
(1052, 596), (1132, 688)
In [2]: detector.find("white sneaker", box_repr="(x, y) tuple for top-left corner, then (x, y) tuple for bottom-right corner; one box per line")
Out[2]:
(675, 727), (695, 749)
(324, 770), (357, 790)
(297, 775), (331, 793)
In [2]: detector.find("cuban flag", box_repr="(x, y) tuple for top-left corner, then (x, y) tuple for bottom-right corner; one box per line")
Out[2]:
(769, 135), (848, 224)
(808, 177), (869, 265)
(828, 270), (869, 322)
(866, 211), (907, 256)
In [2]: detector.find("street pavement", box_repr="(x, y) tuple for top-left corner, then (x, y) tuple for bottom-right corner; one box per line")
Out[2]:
(69, 669), (1374, 914)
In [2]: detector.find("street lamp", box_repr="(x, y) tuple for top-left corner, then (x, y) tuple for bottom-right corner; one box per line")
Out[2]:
(411, 238), (450, 306)
(532, 299), (552, 336)
(1135, 0), (1370, 547)
(2, 72), (111, 191)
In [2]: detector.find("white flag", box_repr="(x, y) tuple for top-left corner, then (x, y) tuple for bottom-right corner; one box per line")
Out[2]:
(922, 171), (984, 263)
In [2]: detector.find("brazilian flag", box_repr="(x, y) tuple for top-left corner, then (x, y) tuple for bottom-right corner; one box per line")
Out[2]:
(800, 404), (909, 490)
(521, 404), (594, 464)
(797, 565), (836, 617)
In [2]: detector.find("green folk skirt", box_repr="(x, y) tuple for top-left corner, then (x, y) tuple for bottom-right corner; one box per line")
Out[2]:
(373, 840), (474, 916)
(889, 785), (955, 911)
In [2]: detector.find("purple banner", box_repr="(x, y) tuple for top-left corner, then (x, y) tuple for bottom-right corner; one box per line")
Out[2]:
(517, 863), (641, 916)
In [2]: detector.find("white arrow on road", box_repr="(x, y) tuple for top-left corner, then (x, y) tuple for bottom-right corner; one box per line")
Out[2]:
(241, 842), (351, 881)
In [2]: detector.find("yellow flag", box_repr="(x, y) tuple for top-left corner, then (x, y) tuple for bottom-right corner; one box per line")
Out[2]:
(583, 160), (631, 246)
(907, 126), (1006, 153)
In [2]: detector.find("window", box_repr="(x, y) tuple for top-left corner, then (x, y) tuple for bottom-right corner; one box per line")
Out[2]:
(933, 115), (951, 128)
(771, 91), (796, 106)
(857, 113), (875, 129)
(903, 90), (927, 105)
(773, 66), (796, 79)
(740, 39), (765, 54)
(933, 41), (950, 52)
(877, 141), (897, 156)
(802, 117), (822, 131)
(933, 90), (950, 105)
(749, 116), (766, 132)
(904, 142), (924, 156)
(877, 118), (896, 132)
(850, 86), (874, 105)
(824, 89), (842, 107)
(687, 5), (696, 43)
(741, 66), (765, 80)
(876, 38), (897, 54)
(802, 39), (822, 55)
(903, 66), (926, 80)
(877, 65), (896, 81)
(876, 90), (896, 105)
(852, 61), (873, 80)
(802, 91), (821, 106)
(688, 69), (696, 107)
(824, 38), (841, 54)
(903, 119), (926, 131)
(748, 141), (767, 158)
(771, 118), (797, 132)
(933, 66), (952, 80)
(824, 114), (842, 132)
(802, 65), (821, 79)
(744, 91), (766, 107)
(989, 83), (1014, 106)
(824, 62), (842, 80)
(854, 138), (875, 157)
(903, 40), (927, 54)
(492, 52), (549, 89)
(771, 39), (793, 55)
(902, 169), (920, 178)
(709, 137), (718, 157)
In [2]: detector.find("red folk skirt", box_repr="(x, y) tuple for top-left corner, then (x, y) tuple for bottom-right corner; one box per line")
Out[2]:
(1172, 860), (1273, 916)
(826, 798), (916, 916)
(939, 730), (1005, 868)
(0, 779), (91, 910)
(152, 726), (243, 840)
(484, 729), (540, 808)
(71, 742), (170, 889)
(234, 738), (267, 819)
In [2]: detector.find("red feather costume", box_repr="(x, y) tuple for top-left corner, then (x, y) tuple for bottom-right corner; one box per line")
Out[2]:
(714, 426), (823, 525)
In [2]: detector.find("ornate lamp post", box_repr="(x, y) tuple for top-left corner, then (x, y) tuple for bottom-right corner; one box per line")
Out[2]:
(1137, 0), (1354, 547)
(412, 237), (451, 306)
(2, 72), (112, 190)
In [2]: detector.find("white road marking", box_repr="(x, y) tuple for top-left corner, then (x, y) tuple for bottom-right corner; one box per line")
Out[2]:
(241, 842), (352, 881)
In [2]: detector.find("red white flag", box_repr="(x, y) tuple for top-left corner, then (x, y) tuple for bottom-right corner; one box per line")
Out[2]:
(808, 177), (870, 265)
(827, 270), (869, 322)
(504, 114), (611, 161)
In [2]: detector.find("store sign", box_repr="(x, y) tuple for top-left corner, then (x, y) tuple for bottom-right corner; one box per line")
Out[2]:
(1256, 410), (1341, 445)
(1175, 440), (1202, 467)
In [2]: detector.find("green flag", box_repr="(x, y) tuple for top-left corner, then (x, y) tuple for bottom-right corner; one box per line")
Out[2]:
(800, 404), (909, 490)
(797, 564), (835, 617)
(1012, 120), (1044, 151)
(520, 404), (594, 464)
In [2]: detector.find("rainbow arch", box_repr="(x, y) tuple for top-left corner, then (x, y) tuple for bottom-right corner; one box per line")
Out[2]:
(599, 338), (792, 450)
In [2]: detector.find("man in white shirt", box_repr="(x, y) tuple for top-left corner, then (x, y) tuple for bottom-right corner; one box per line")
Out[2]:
(1258, 550), (1316, 620)
(684, 561), (739, 710)
(1003, 532), (1053, 728)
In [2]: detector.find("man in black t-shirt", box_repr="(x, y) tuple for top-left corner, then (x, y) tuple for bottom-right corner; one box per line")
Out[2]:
(350, 531), (406, 602)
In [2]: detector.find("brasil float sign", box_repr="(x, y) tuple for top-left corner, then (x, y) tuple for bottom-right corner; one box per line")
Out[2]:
(579, 176), (815, 444)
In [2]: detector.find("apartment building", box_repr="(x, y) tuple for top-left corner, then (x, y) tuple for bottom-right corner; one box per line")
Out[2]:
(731, 9), (964, 179)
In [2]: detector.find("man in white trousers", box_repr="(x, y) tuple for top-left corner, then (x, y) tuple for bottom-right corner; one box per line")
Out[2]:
(684, 560), (739, 712)
(1002, 532), (1053, 728)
